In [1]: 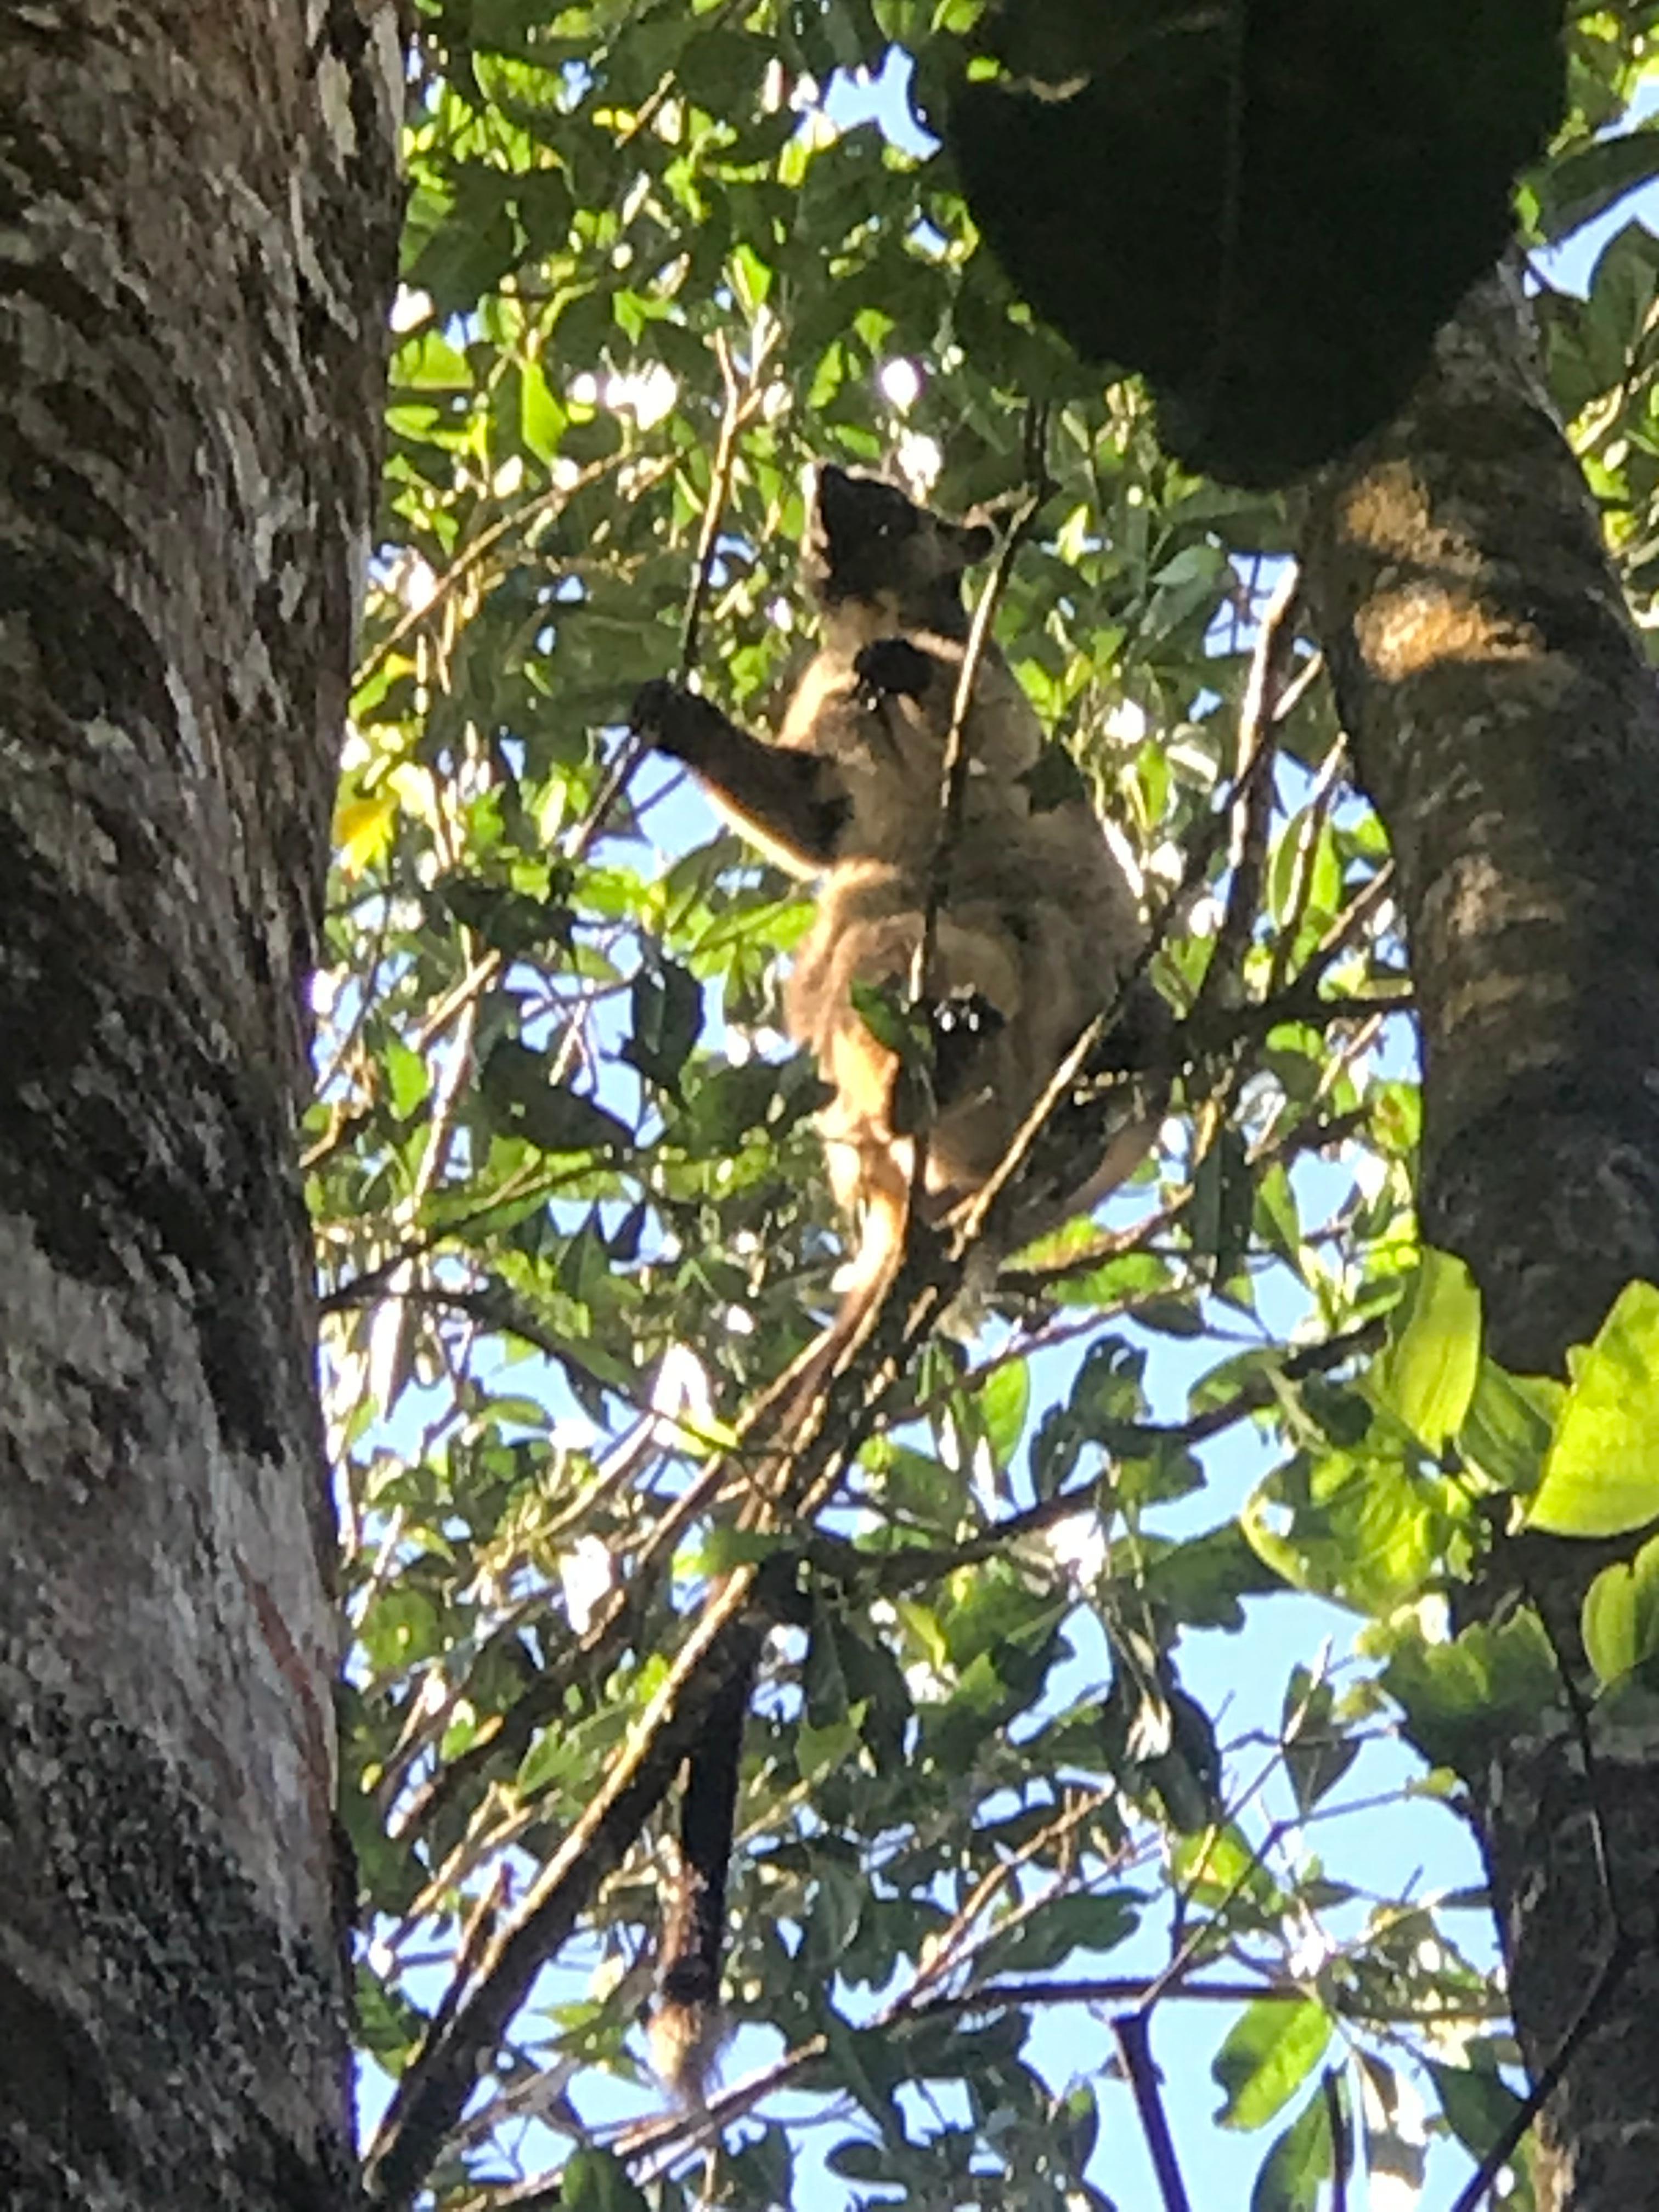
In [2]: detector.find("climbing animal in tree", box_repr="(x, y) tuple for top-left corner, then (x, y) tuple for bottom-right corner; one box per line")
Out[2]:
(629, 464), (1160, 2088)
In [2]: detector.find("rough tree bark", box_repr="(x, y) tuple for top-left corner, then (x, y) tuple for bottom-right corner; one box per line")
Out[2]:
(1302, 274), (1659, 2210)
(0, 4), (401, 2204)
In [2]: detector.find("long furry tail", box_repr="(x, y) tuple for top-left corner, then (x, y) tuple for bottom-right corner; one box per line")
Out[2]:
(650, 1192), (906, 2096)
(650, 1652), (758, 2097)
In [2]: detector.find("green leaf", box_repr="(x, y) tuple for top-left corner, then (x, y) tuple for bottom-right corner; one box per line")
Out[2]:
(1172, 1824), (1283, 1916)
(826, 2139), (889, 2182)
(796, 1714), (859, 1784)
(1373, 1248), (1480, 1450)
(1379, 1611), (1559, 1771)
(981, 1887), (1143, 1973)
(562, 2148), (650, 2212)
(1527, 1280), (1659, 1536)
(479, 1040), (633, 1154)
(392, 328), (472, 391)
(1537, 126), (1659, 245)
(1050, 2079), (1101, 2178)
(679, 1059), (783, 1152)
(821, 2015), (905, 2142)
(977, 1355), (1031, 1466)
(1189, 1124), (1253, 1284)
(1212, 2000), (1331, 2132)
(622, 954), (704, 1089)
(519, 358), (567, 465)
(849, 974), (922, 1058)
(807, 1853), (865, 1961)
(1282, 1671), (1358, 1816)
(1582, 1533), (1659, 1685)
(358, 1588), (440, 1676)
(383, 1036), (430, 1118)
(1144, 1522), (1283, 1629)
(352, 1964), (427, 2068)
(1457, 1357), (1560, 1493)
(1136, 1294), (1208, 1338)
(1250, 2085), (1333, 2212)
(804, 1607), (851, 1729)
(515, 1725), (583, 1801)
(1425, 2057), (1527, 2160)
(1242, 1444), (1452, 1616)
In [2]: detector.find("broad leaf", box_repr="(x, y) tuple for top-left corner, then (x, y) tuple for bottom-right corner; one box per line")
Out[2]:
(1527, 1281), (1659, 1536)
(1213, 2000), (1333, 2132)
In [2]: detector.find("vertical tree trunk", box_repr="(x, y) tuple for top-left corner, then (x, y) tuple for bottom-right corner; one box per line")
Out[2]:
(1302, 274), (1659, 2209)
(0, 4), (401, 2203)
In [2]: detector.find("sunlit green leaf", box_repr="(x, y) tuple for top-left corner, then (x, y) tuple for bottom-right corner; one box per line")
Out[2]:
(1458, 1358), (1560, 1494)
(1379, 1611), (1560, 1772)
(1213, 2000), (1332, 2132)
(1373, 1249), (1481, 1451)
(1582, 1533), (1659, 1685)
(1242, 1444), (1454, 1616)
(1527, 1280), (1659, 1536)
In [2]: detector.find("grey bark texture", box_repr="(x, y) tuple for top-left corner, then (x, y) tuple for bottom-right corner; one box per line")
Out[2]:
(1302, 274), (1659, 2211)
(1302, 270), (1659, 1378)
(0, 2), (401, 2205)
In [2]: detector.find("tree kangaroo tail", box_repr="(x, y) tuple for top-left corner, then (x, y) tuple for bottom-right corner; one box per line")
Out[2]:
(649, 1218), (905, 2098)
(650, 1646), (761, 2095)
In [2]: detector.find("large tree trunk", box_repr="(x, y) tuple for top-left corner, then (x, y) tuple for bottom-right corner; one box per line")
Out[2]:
(1302, 274), (1659, 2210)
(0, 4), (400, 2203)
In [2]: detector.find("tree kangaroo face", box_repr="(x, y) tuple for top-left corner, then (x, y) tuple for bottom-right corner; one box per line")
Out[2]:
(803, 464), (993, 639)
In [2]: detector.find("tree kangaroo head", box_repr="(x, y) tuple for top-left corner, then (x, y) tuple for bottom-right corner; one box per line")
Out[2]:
(803, 464), (994, 645)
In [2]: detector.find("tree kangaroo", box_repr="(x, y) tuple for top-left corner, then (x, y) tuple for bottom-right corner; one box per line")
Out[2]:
(629, 464), (1160, 2089)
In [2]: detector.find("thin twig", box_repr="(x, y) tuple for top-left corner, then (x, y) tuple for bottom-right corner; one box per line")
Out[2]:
(356, 453), (674, 689)
(911, 413), (1049, 1008)
(1114, 2010), (1193, 2212)
(363, 1600), (769, 2204)
(1265, 731), (1347, 999)
(951, 665), (1283, 1261)
(852, 1317), (1384, 1590)
(363, 1197), (961, 2201)
(904, 1791), (1116, 2003)
(1324, 2066), (1350, 2212)
(679, 323), (778, 678)
(619, 1966), (1465, 2179)
(1194, 562), (1303, 1021)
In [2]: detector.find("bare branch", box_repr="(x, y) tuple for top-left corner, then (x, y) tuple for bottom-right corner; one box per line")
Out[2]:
(1113, 2010), (1193, 2212)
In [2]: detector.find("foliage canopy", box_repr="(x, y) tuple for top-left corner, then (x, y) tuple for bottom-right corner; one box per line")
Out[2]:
(315, 6), (1659, 2206)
